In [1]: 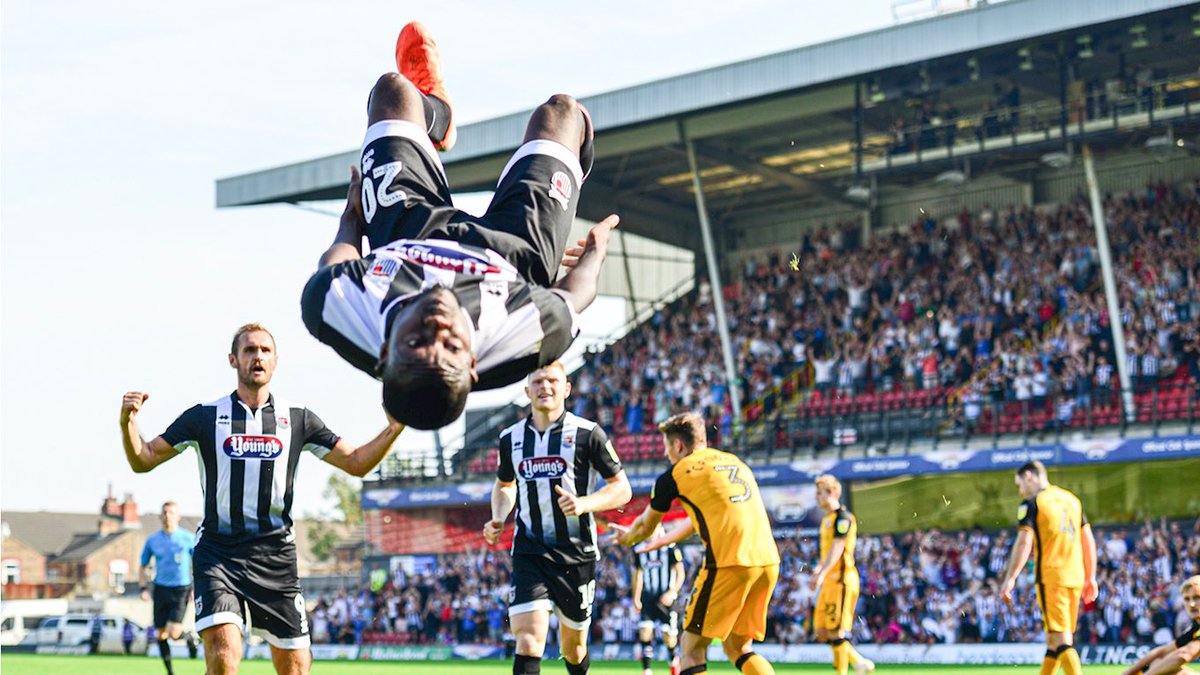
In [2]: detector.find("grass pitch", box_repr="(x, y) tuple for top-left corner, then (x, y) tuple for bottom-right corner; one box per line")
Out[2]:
(0, 653), (1134, 674)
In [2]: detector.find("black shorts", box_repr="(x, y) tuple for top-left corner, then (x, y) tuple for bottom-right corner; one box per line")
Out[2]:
(509, 554), (597, 630)
(639, 597), (679, 632)
(193, 530), (309, 649)
(152, 584), (192, 628)
(359, 120), (582, 288)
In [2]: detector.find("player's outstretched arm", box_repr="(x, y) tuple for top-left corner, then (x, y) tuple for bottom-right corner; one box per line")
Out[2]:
(317, 166), (367, 270)
(1124, 643), (1174, 675)
(616, 505), (666, 548)
(999, 528), (1034, 601)
(636, 516), (695, 553)
(484, 480), (518, 545)
(321, 412), (405, 477)
(1142, 641), (1200, 675)
(120, 392), (179, 473)
(554, 214), (619, 312)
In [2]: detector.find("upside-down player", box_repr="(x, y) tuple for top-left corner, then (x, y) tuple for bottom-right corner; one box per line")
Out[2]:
(807, 475), (874, 674)
(1122, 575), (1200, 675)
(999, 460), (1098, 675)
(615, 412), (780, 675)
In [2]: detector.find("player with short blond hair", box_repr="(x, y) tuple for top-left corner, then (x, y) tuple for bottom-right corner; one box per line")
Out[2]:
(1123, 576), (1200, 675)
(808, 474), (873, 674)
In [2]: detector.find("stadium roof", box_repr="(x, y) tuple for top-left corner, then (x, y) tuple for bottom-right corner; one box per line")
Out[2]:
(216, 0), (1198, 251)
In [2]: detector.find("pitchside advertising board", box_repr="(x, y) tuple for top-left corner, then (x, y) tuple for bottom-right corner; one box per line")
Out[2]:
(362, 434), (1200, 510)
(136, 642), (1163, 665)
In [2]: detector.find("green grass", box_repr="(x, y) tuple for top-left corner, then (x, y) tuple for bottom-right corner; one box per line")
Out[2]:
(0, 654), (1134, 674)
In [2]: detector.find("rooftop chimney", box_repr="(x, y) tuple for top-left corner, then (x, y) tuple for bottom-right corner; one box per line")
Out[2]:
(120, 493), (139, 529)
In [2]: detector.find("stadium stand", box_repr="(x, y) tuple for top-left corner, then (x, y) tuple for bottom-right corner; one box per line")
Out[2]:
(310, 518), (1199, 648)
(456, 180), (1199, 476)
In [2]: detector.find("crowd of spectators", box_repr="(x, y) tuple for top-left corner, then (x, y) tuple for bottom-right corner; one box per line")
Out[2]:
(564, 179), (1200, 441)
(311, 518), (1200, 648)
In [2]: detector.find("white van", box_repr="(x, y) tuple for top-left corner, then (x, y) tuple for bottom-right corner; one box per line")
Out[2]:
(38, 614), (148, 654)
(0, 599), (69, 646)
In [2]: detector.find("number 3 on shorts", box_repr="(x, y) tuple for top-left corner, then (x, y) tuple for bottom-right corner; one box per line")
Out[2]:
(578, 580), (596, 611)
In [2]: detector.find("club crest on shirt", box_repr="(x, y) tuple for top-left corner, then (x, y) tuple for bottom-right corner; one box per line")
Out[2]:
(369, 258), (400, 278)
(277, 416), (290, 429)
(1017, 503), (1029, 521)
(836, 518), (851, 535)
(222, 434), (284, 460)
(518, 456), (568, 480)
(549, 171), (572, 211)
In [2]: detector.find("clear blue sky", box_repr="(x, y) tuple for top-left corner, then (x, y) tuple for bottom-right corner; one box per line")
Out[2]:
(1, 0), (899, 516)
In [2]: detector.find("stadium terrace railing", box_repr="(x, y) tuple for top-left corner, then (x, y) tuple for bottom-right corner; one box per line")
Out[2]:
(387, 379), (1194, 480)
(812, 74), (1200, 180)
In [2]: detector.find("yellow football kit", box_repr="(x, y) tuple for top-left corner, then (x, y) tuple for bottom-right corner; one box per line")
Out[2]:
(649, 447), (780, 640)
(1018, 485), (1087, 634)
(815, 507), (859, 633)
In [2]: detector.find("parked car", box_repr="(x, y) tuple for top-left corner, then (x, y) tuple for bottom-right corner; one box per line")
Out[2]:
(38, 614), (147, 654)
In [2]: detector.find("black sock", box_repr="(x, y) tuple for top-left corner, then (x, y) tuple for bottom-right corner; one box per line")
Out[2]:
(421, 94), (451, 144)
(578, 106), (594, 181)
(515, 654), (542, 675)
(565, 652), (590, 675)
(640, 641), (654, 670)
(186, 632), (198, 658)
(680, 665), (707, 675)
(158, 639), (174, 674)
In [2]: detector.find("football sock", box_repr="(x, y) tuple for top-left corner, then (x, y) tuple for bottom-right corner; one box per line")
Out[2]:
(421, 94), (451, 147)
(831, 638), (850, 675)
(640, 641), (654, 672)
(1056, 645), (1082, 675)
(515, 654), (542, 675)
(1038, 649), (1058, 675)
(158, 638), (174, 675)
(846, 644), (865, 665)
(735, 652), (775, 675)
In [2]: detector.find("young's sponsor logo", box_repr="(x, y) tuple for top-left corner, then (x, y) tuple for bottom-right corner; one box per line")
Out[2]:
(387, 243), (501, 276)
(222, 434), (284, 459)
(518, 456), (569, 480)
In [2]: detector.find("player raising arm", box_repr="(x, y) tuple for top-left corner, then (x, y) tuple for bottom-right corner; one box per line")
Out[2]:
(121, 323), (403, 675)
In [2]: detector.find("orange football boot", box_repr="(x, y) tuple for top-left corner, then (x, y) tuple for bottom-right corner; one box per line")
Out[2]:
(395, 21), (456, 151)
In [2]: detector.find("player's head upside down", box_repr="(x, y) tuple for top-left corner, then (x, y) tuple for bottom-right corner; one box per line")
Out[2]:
(377, 285), (477, 430)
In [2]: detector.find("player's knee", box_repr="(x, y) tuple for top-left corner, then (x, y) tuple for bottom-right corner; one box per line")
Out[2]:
(638, 627), (654, 643)
(721, 635), (750, 662)
(368, 72), (423, 121)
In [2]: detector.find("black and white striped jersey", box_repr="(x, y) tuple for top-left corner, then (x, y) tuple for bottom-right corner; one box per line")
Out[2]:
(634, 544), (683, 601)
(301, 239), (580, 391)
(497, 412), (622, 565)
(159, 392), (340, 543)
